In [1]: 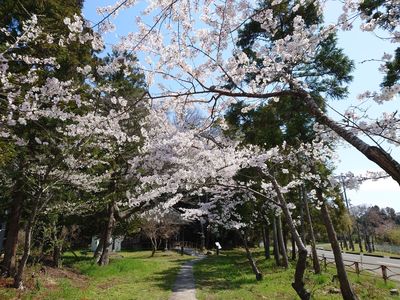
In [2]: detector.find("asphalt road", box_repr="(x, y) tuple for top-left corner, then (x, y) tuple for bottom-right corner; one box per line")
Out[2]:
(316, 249), (400, 281)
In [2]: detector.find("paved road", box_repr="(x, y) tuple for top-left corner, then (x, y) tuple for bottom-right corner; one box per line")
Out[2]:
(316, 249), (400, 281)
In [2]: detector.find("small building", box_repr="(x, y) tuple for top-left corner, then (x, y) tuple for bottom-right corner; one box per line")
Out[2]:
(91, 236), (123, 252)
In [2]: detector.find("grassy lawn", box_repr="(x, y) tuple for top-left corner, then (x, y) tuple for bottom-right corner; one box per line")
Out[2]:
(317, 243), (400, 258)
(0, 250), (193, 300)
(194, 248), (400, 300)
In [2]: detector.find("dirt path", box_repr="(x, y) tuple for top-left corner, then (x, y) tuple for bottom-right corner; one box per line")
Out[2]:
(169, 257), (204, 300)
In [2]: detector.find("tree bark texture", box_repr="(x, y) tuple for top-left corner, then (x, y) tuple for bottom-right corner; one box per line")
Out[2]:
(93, 234), (104, 263)
(302, 186), (321, 274)
(240, 230), (263, 281)
(272, 216), (281, 266)
(348, 228), (355, 252)
(300, 90), (400, 186)
(2, 184), (24, 277)
(261, 224), (270, 259)
(355, 222), (363, 252)
(277, 215), (289, 268)
(268, 175), (310, 300)
(13, 202), (39, 289)
(318, 190), (358, 300)
(53, 225), (67, 268)
(98, 202), (116, 266)
(291, 233), (296, 261)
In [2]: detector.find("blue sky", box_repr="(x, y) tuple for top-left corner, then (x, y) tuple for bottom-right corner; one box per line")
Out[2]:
(324, 2), (399, 210)
(83, 1), (400, 210)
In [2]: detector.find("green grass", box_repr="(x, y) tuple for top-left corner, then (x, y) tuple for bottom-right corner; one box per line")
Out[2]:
(194, 248), (400, 300)
(3, 248), (400, 300)
(0, 250), (193, 300)
(317, 243), (400, 258)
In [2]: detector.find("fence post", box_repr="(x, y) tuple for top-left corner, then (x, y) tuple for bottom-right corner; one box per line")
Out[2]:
(354, 262), (360, 276)
(381, 265), (388, 284)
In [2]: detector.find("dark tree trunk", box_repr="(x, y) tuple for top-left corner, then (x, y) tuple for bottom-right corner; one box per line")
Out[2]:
(13, 202), (39, 289)
(291, 233), (296, 260)
(98, 202), (116, 266)
(299, 89), (400, 186)
(302, 185), (321, 274)
(200, 227), (205, 252)
(348, 228), (355, 251)
(2, 186), (24, 277)
(364, 234), (370, 253)
(272, 216), (281, 266)
(53, 225), (67, 268)
(343, 235), (349, 251)
(366, 234), (372, 253)
(240, 230), (263, 281)
(318, 190), (358, 300)
(299, 193), (306, 244)
(262, 224), (270, 259)
(283, 227), (288, 252)
(277, 215), (289, 268)
(164, 239), (168, 251)
(268, 175), (310, 300)
(151, 240), (157, 257)
(93, 235), (104, 263)
(371, 235), (375, 252)
(355, 222), (363, 252)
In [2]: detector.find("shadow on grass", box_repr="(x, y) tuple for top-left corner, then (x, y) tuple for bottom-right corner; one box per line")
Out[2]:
(60, 250), (195, 293)
(152, 265), (184, 291)
(194, 254), (267, 292)
(62, 253), (94, 268)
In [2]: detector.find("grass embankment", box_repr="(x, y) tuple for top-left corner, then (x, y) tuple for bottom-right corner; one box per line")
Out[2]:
(194, 249), (400, 300)
(0, 250), (193, 300)
(318, 243), (400, 258)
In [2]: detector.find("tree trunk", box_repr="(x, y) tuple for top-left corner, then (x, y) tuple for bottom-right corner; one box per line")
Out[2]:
(2, 186), (24, 277)
(371, 235), (375, 252)
(277, 215), (289, 268)
(302, 186), (321, 274)
(261, 224), (270, 259)
(13, 202), (39, 289)
(93, 235), (104, 263)
(343, 235), (349, 251)
(364, 234), (370, 253)
(268, 175), (310, 300)
(150, 237), (157, 257)
(355, 222), (363, 252)
(283, 227), (288, 252)
(240, 230), (263, 281)
(98, 202), (116, 266)
(291, 233), (296, 260)
(53, 225), (67, 268)
(366, 234), (372, 253)
(272, 216), (281, 266)
(318, 190), (358, 300)
(348, 228), (355, 251)
(299, 89), (400, 186)
(299, 191), (306, 244)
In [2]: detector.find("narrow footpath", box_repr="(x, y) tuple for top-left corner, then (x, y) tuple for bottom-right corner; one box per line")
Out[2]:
(169, 253), (204, 300)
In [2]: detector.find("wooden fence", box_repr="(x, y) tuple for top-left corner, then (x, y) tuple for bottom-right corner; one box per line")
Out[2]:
(318, 253), (400, 283)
